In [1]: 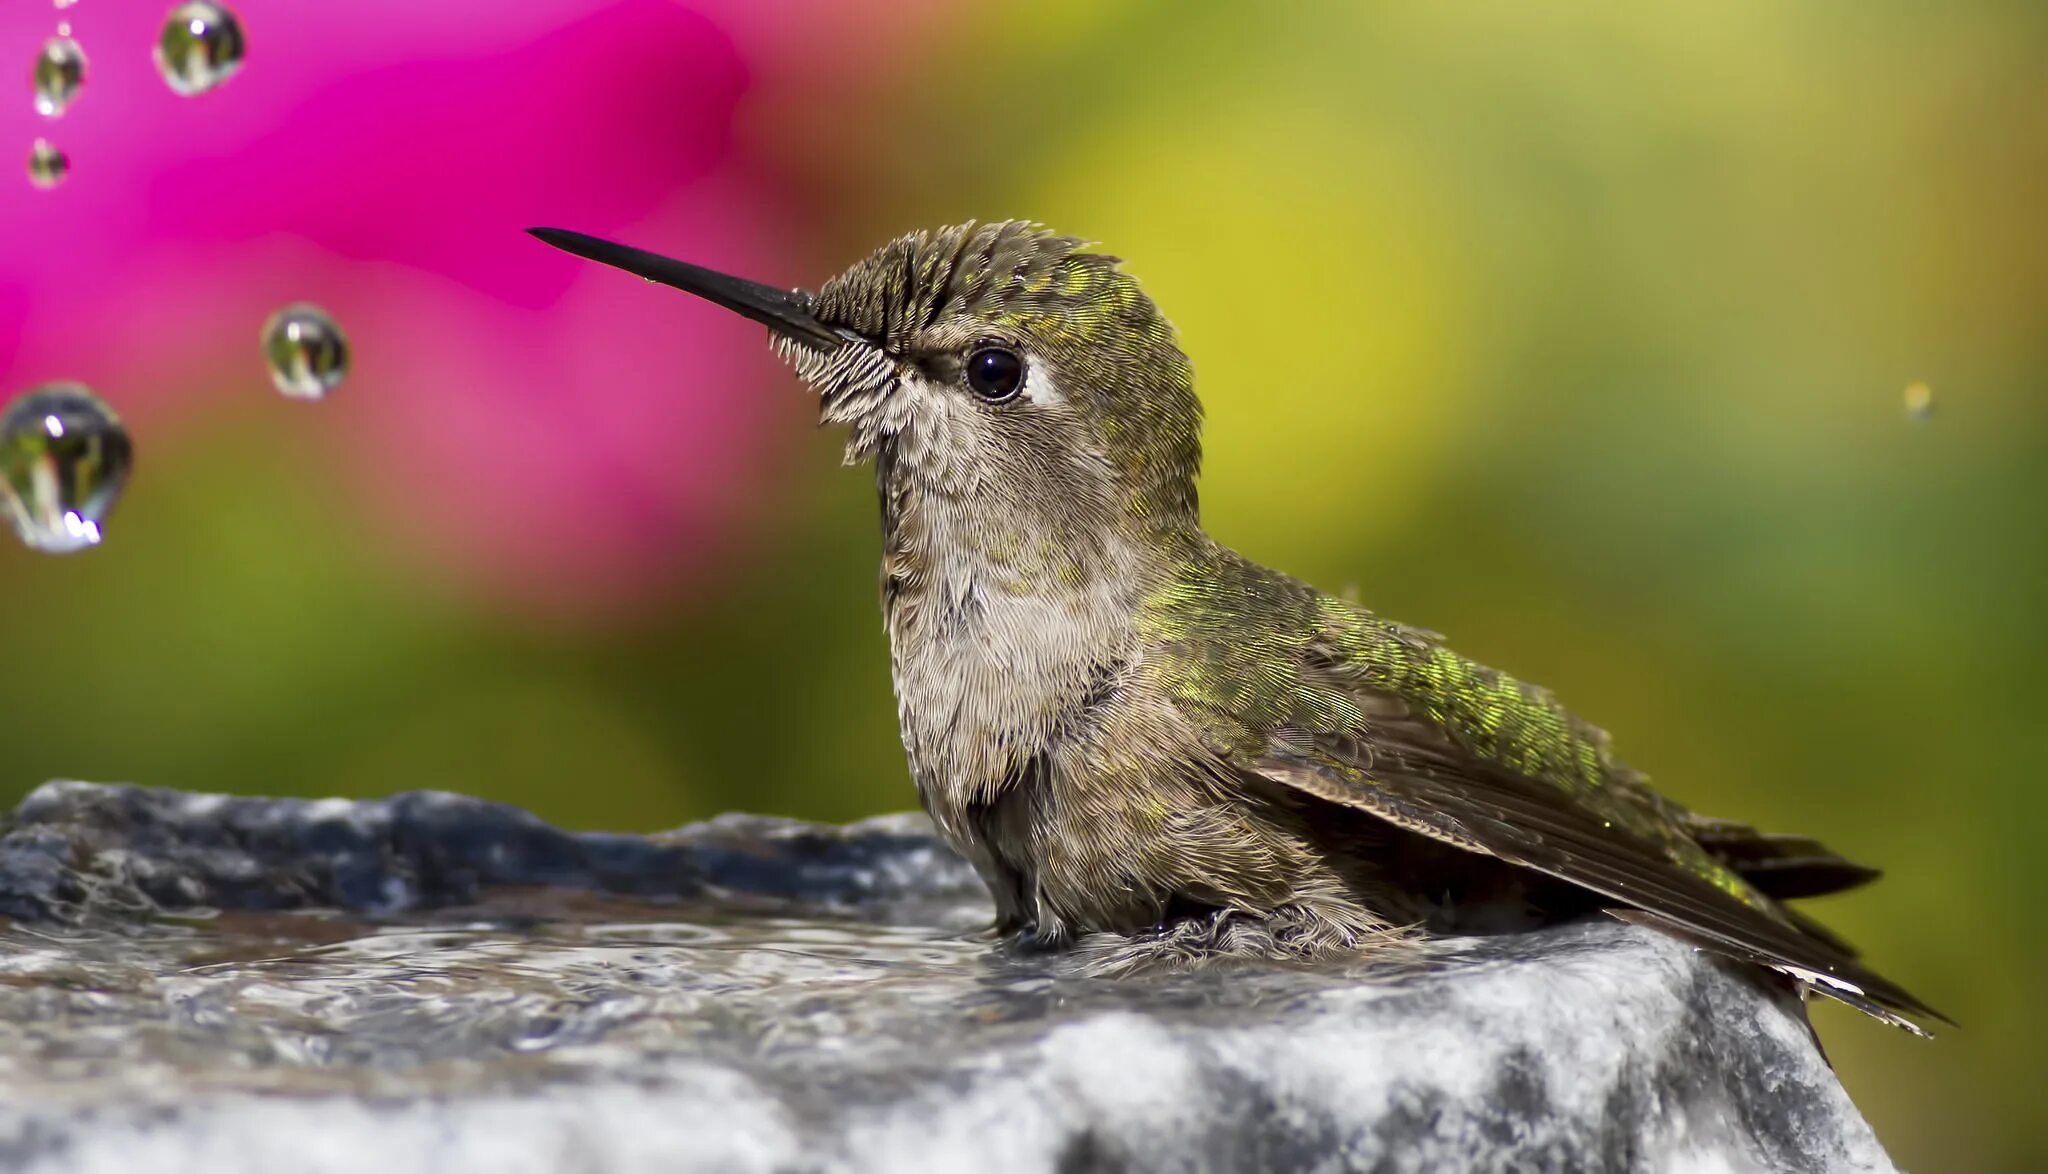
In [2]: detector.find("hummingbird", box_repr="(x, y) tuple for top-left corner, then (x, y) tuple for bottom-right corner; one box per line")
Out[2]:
(530, 220), (1943, 1034)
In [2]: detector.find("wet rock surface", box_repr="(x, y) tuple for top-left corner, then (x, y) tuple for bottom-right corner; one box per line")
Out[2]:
(0, 781), (1894, 1173)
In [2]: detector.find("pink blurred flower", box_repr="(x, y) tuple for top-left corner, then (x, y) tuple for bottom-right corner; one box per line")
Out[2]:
(0, 0), (940, 615)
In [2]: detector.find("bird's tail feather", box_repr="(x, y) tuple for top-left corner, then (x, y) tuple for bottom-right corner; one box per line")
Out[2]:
(1686, 817), (1884, 901)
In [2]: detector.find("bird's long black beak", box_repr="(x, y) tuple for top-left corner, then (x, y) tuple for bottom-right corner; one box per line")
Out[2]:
(527, 227), (847, 350)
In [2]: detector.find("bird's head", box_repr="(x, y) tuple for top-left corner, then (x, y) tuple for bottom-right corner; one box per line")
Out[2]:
(532, 222), (1203, 547)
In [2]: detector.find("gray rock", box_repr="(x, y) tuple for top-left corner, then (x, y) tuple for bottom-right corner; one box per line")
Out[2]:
(0, 781), (1894, 1173)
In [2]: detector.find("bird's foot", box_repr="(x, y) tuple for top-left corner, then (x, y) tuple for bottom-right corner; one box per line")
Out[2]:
(1041, 904), (1418, 978)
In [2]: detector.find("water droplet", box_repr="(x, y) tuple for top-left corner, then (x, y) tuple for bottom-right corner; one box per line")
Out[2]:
(27, 139), (69, 189)
(1903, 381), (1934, 422)
(0, 383), (133, 555)
(32, 36), (87, 118)
(261, 304), (350, 400)
(56, 21), (72, 37)
(55, 0), (79, 9)
(154, 1), (245, 97)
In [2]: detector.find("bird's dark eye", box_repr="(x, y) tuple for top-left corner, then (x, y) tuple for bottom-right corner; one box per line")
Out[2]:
(965, 345), (1025, 402)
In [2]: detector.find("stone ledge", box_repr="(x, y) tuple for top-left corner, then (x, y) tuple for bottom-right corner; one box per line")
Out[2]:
(0, 782), (1894, 1173)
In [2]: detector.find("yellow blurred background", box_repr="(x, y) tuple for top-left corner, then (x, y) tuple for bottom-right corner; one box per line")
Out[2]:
(3, 2), (2043, 1167)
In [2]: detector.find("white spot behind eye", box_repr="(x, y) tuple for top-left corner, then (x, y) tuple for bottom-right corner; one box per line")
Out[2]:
(1022, 357), (1063, 407)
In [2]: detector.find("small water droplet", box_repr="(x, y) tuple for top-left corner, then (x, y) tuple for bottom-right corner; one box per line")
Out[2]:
(55, 0), (79, 9)
(27, 139), (69, 189)
(1, 383), (133, 555)
(1903, 381), (1934, 422)
(32, 37), (86, 118)
(261, 304), (350, 400)
(154, 1), (245, 97)
(56, 21), (72, 37)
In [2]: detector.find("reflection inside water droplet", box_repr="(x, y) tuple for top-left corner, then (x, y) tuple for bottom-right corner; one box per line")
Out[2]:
(32, 36), (87, 118)
(0, 383), (133, 554)
(154, 1), (245, 97)
(26, 139), (68, 188)
(262, 304), (350, 400)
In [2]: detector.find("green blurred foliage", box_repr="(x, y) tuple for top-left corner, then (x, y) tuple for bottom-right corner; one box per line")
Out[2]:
(3, 1), (2043, 1167)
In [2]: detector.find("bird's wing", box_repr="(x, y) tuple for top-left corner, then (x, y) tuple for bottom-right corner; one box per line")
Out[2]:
(1149, 567), (1941, 1031)
(1243, 708), (1941, 1031)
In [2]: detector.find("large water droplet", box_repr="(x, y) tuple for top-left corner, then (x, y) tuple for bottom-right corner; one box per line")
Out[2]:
(154, 1), (245, 97)
(27, 139), (69, 189)
(261, 304), (350, 400)
(0, 383), (133, 555)
(32, 36), (87, 118)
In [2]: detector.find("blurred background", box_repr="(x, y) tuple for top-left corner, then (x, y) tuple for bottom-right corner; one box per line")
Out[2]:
(2, 0), (2042, 1166)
